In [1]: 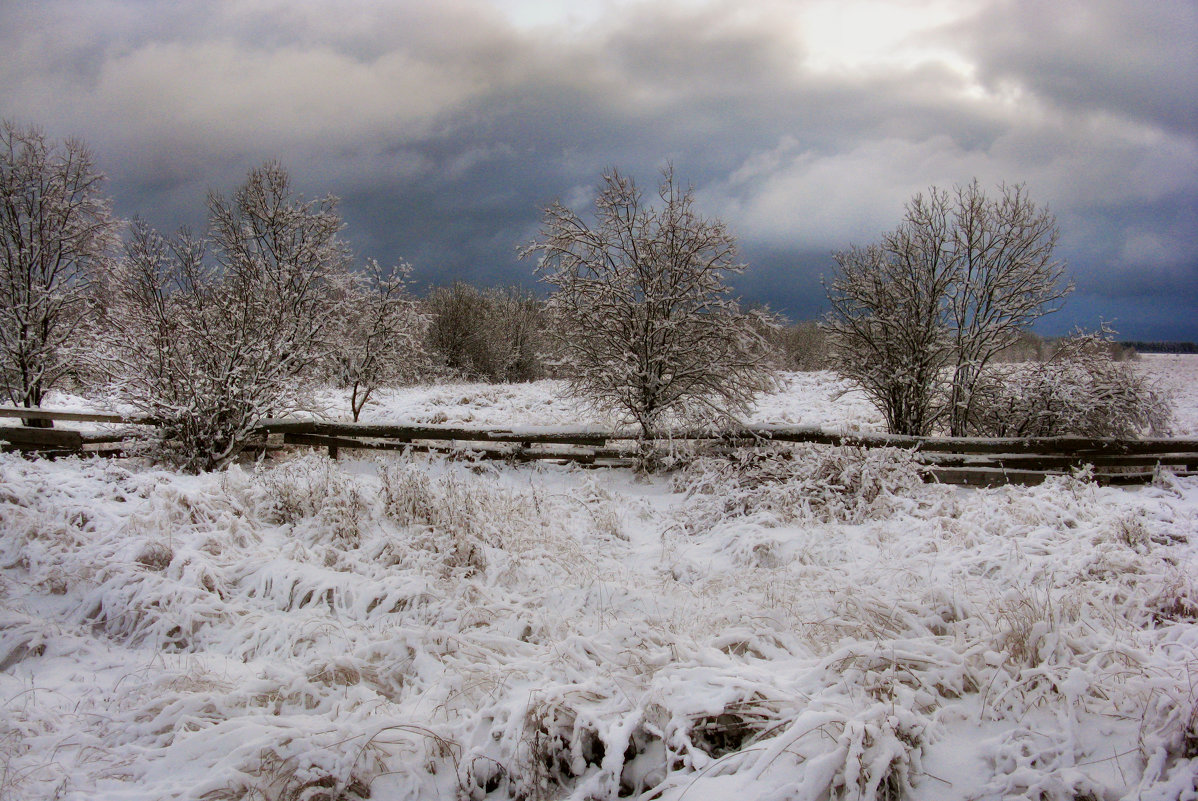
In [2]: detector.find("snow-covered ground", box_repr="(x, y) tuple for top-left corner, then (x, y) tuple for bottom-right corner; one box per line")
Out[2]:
(2, 358), (1196, 800)
(301, 369), (884, 433)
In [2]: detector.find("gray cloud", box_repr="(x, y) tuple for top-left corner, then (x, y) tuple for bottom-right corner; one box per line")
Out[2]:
(2, 0), (1194, 339)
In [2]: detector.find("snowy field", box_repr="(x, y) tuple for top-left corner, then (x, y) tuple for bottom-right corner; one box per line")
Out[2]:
(2, 357), (1197, 800)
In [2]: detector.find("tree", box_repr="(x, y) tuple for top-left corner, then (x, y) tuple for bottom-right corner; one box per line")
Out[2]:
(106, 163), (351, 471)
(824, 181), (1070, 436)
(943, 181), (1070, 435)
(0, 121), (119, 424)
(825, 241), (954, 436)
(522, 167), (776, 438)
(424, 282), (546, 383)
(329, 259), (427, 421)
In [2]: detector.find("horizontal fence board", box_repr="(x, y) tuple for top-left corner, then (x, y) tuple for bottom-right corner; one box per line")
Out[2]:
(261, 419), (613, 446)
(919, 452), (1198, 469)
(80, 442), (130, 457)
(1101, 470), (1197, 485)
(0, 426), (84, 448)
(928, 466), (1196, 487)
(744, 426), (1198, 455)
(0, 406), (151, 424)
(281, 431), (636, 466)
(927, 467), (1053, 487)
(79, 432), (135, 445)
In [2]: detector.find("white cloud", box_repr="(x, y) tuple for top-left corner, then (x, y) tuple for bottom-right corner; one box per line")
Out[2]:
(708, 135), (997, 248)
(88, 41), (480, 151)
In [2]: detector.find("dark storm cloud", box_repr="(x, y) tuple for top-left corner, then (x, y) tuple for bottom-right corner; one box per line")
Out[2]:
(2, 0), (1194, 339)
(961, 0), (1198, 138)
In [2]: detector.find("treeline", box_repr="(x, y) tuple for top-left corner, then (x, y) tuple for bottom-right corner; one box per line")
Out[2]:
(1121, 341), (1198, 354)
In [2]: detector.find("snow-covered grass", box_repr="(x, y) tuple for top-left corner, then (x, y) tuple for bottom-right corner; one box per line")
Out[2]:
(2, 358), (1196, 800)
(1140, 354), (1198, 437)
(300, 370), (884, 433)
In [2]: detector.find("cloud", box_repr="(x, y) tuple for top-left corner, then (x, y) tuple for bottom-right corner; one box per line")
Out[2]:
(959, 0), (1198, 137)
(1, 0), (1194, 338)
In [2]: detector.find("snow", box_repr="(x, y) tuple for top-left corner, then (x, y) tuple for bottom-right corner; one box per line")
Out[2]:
(1141, 354), (1198, 437)
(2, 359), (1197, 800)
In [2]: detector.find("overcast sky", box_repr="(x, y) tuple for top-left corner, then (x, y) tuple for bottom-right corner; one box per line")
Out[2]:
(3, 0), (1195, 339)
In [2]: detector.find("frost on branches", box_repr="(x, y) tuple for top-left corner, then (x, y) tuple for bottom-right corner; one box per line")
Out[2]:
(104, 163), (353, 471)
(523, 167), (777, 439)
(328, 259), (428, 422)
(969, 327), (1173, 438)
(0, 121), (119, 422)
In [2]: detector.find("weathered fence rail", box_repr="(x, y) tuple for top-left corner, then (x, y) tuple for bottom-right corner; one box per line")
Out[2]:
(0, 406), (151, 425)
(4, 406), (1197, 486)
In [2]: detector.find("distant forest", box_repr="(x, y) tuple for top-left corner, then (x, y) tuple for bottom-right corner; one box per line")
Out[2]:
(1122, 341), (1198, 354)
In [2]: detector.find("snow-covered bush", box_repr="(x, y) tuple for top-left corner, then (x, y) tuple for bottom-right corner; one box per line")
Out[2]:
(968, 329), (1172, 438)
(102, 163), (353, 471)
(672, 443), (926, 529)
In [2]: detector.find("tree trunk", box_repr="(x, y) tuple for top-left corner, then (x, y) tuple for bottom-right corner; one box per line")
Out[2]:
(21, 394), (53, 428)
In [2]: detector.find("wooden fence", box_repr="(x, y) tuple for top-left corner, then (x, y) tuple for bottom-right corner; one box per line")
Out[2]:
(3, 406), (1197, 486)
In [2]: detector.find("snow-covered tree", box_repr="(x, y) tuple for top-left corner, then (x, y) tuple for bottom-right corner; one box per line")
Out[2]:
(523, 167), (777, 438)
(943, 181), (1071, 435)
(825, 181), (1070, 436)
(329, 259), (427, 422)
(106, 163), (351, 471)
(825, 241), (954, 436)
(0, 121), (119, 423)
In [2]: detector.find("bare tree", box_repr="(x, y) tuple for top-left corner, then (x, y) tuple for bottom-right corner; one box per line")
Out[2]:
(824, 181), (1069, 436)
(105, 163), (351, 471)
(824, 240), (954, 436)
(329, 259), (427, 421)
(522, 167), (777, 438)
(0, 121), (119, 424)
(424, 282), (546, 383)
(944, 181), (1070, 434)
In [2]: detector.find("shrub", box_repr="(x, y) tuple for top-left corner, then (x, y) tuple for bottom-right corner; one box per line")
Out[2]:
(772, 320), (831, 371)
(673, 443), (926, 528)
(968, 329), (1172, 438)
(104, 163), (353, 471)
(424, 282), (546, 383)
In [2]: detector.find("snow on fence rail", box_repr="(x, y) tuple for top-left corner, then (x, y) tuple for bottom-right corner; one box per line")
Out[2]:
(3, 406), (1197, 485)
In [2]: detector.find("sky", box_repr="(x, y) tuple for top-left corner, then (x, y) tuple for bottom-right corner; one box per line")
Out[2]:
(2, 0), (1195, 340)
